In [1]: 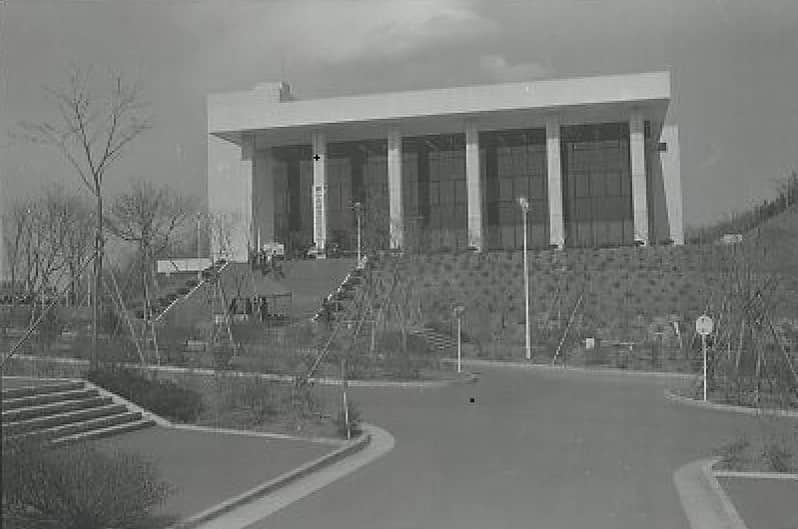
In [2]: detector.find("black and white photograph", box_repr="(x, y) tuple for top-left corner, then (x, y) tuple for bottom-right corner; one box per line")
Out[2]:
(1, 1), (797, 528)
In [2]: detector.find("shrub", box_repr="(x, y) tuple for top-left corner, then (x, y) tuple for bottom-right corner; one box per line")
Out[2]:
(226, 377), (280, 424)
(761, 441), (795, 473)
(2, 438), (173, 529)
(714, 436), (751, 470)
(88, 367), (204, 423)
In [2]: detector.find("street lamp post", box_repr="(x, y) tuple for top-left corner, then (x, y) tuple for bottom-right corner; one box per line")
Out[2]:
(453, 304), (465, 373)
(353, 202), (362, 266)
(518, 197), (531, 361)
(196, 213), (202, 259)
(196, 212), (203, 281)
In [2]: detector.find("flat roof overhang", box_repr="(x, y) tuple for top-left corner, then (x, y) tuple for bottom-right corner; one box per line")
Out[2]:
(209, 71), (671, 147)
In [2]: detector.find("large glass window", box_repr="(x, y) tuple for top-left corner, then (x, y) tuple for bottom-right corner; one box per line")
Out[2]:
(561, 123), (633, 248)
(272, 145), (313, 254)
(482, 129), (548, 250)
(402, 135), (467, 251)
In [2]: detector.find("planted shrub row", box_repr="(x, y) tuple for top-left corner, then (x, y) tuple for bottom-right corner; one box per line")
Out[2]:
(88, 367), (204, 423)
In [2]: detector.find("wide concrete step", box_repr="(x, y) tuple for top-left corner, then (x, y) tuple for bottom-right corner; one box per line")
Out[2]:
(2, 380), (84, 400)
(2, 396), (112, 423)
(13, 411), (144, 443)
(3, 403), (127, 436)
(2, 388), (100, 410)
(52, 419), (156, 446)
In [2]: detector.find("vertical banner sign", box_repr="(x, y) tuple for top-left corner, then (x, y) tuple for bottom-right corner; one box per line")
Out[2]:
(315, 185), (324, 243)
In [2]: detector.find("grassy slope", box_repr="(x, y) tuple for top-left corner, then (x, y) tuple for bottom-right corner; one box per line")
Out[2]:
(159, 258), (356, 330)
(369, 207), (798, 355)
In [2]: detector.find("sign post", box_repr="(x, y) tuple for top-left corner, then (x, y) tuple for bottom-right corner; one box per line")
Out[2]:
(695, 315), (714, 402)
(453, 305), (465, 373)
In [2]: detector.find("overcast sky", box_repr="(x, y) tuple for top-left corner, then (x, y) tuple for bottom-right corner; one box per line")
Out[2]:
(1, 0), (797, 228)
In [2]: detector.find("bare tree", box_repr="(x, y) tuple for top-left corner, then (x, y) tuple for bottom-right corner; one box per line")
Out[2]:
(108, 179), (196, 320)
(774, 170), (798, 209)
(207, 211), (241, 262)
(61, 194), (95, 306)
(2, 188), (88, 300)
(4, 199), (34, 302)
(20, 69), (151, 366)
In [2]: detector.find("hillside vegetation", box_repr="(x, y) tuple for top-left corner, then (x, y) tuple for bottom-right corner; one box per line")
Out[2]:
(367, 206), (798, 370)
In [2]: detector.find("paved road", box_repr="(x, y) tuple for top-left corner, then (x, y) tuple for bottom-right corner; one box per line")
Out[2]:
(252, 366), (769, 529)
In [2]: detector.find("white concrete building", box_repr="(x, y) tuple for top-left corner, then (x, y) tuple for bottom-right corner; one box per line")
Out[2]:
(207, 71), (683, 261)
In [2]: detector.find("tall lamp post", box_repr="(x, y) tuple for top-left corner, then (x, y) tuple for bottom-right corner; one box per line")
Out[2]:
(196, 212), (203, 280)
(196, 212), (202, 259)
(518, 196), (531, 361)
(353, 201), (363, 266)
(453, 304), (465, 373)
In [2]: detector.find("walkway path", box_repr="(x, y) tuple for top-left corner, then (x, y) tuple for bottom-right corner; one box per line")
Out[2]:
(249, 365), (777, 529)
(95, 426), (331, 521)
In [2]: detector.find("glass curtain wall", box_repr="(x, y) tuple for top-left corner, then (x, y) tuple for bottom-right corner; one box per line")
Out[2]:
(561, 123), (634, 248)
(481, 129), (549, 250)
(402, 134), (468, 251)
(273, 145), (313, 256)
(272, 141), (389, 255)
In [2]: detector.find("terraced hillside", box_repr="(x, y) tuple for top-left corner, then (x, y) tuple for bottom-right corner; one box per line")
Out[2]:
(366, 207), (798, 365)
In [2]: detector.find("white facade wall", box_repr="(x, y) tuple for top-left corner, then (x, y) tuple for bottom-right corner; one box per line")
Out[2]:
(207, 134), (253, 262)
(207, 72), (683, 260)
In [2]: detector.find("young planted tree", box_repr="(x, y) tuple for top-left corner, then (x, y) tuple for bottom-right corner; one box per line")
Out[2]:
(20, 69), (151, 367)
(705, 236), (798, 409)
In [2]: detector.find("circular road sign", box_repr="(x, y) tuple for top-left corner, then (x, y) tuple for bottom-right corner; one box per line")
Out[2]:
(695, 315), (714, 336)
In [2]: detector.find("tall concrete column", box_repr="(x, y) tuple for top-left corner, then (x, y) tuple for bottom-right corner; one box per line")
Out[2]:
(660, 123), (684, 244)
(387, 126), (403, 249)
(253, 148), (276, 248)
(630, 111), (649, 245)
(207, 134), (253, 262)
(546, 116), (565, 249)
(465, 120), (483, 251)
(311, 130), (327, 252)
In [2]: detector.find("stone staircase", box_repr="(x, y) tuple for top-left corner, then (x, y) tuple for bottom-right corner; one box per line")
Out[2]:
(409, 327), (458, 353)
(315, 265), (367, 322)
(2, 380), (155, 446)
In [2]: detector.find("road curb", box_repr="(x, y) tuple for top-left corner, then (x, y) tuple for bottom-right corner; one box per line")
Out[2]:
(169, 429), (372, 529)
(444, 357), (694, 379)
(714, 470), (798, 480)
(169, 423), (343, 446)
(11, 354), (476, 388)
(189, 422), (395, 529)
(674, 457), (748, 529)
(664, 389), (798, 418)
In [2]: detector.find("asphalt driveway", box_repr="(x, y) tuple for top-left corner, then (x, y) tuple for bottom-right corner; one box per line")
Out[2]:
(256, 366), (772, 529)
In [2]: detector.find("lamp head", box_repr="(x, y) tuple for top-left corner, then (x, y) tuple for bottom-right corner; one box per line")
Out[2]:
(517, 196), (529, 211)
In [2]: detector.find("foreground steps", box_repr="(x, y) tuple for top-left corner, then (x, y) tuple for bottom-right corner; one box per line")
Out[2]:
(2, 379), (155, 445)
